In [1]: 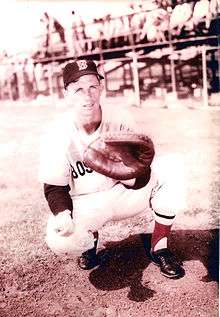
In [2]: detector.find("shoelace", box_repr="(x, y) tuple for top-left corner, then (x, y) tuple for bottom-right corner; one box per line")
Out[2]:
(157, 250), (175, 265)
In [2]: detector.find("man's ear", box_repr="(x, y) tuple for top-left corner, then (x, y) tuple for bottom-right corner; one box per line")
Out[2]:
(100, 81), (105, 93)
(63, 87), (68, 98)
(63, 88), (72, 106)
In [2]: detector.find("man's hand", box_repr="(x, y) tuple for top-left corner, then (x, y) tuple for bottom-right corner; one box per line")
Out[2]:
(53, 210), (75, 236)
(120, 178), (136, 187)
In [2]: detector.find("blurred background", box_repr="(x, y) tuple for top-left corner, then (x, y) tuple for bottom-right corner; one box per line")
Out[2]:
(0, 0), (219, 107)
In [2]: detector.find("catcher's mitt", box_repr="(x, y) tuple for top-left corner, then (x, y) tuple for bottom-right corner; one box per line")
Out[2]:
(83, 121), (155, 180)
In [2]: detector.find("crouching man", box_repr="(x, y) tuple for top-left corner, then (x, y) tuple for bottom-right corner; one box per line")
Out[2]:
(39, 58), (187, 278)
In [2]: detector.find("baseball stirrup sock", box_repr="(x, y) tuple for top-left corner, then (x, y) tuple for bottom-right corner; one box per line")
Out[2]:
(151, 221), (172, 252)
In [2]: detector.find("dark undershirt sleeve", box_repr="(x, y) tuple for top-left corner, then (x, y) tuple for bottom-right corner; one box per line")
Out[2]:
(44, 183), (73, 216)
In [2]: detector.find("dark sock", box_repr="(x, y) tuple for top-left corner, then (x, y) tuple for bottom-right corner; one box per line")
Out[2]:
(151, 221), (172, 251)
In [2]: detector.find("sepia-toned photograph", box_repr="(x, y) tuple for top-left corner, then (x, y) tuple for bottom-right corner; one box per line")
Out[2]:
(0, 0), (219, 316)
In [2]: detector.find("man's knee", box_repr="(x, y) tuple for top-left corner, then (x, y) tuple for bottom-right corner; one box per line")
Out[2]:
(150, 154), (187, 215)
(152, 153), (186, 183)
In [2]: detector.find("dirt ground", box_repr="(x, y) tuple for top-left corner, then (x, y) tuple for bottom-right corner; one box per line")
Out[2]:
(0, 100), (219, 317)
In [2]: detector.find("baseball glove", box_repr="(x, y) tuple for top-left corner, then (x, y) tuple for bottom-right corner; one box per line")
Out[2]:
(83, 122), (155, 180)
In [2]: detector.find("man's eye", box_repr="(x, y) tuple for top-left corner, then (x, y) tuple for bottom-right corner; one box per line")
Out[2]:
(74, 88), (82, 93)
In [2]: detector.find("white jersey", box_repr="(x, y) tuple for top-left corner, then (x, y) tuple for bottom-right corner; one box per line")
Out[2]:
(39, 112), (118, 197)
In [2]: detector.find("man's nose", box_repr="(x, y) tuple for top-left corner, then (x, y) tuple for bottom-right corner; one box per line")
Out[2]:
(84, 90), (92, 102)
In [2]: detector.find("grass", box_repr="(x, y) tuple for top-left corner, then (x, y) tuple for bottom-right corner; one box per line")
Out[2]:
(0, 101), (219, 266)
(0, 101), (219, 317)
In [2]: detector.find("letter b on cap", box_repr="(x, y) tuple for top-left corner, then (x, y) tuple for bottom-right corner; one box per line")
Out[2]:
(76, 60), (88, 71)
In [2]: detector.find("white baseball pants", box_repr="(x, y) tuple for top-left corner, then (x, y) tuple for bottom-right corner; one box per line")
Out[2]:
(46, 154), (187, 256)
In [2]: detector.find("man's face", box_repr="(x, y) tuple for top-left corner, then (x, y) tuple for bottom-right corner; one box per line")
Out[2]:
(65, 74), (102, 127)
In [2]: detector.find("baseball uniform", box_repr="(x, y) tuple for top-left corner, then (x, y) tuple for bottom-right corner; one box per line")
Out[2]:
(39, 109), (187, 255)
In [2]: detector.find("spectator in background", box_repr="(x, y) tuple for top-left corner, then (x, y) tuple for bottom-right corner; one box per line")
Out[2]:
(10, 64), (19, 101)
(54, 17), (66, 44)
(120, 13), (132, 45)
(102, 14), (115, 48)
(23, 58), (36, 100)
(40, 12), (66, 57)
(71, 11), (87, 55)
(34, 63), (49, 96)
(208, 50), (220, 94)
(0, 52), (8, 100)
(106, 14), (130, 48)
(209, 0), (220, 17)
(141, 8), (169, 42)
(84, 18), (103, 52)
(4, 61), (20, 101)
(155, 0), (172, 10)
(192, 0), (213, 31)
(129, 3), (147, 43)
(118, 15), (132, 46)
(169, 2), (193, 36)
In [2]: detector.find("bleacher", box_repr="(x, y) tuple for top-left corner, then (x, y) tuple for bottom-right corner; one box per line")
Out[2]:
(0, 0), (219, 102)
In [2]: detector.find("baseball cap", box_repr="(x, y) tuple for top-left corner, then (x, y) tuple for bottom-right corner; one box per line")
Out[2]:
(63, 59), (104, 89)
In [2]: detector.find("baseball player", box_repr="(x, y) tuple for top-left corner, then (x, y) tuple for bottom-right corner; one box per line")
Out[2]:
(39, 58), (186, 278)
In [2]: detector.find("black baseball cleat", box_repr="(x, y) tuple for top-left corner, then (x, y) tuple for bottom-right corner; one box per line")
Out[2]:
(77, 231), (99, 270)
(150, 248), (185, 279)
(77, 247), (98, 270)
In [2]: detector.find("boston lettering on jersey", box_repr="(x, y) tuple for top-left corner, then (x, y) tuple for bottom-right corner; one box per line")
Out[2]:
(70, 161), (93, 179)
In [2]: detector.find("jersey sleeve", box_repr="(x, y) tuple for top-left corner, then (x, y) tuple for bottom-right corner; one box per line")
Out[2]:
(38, 121), (71, 186)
